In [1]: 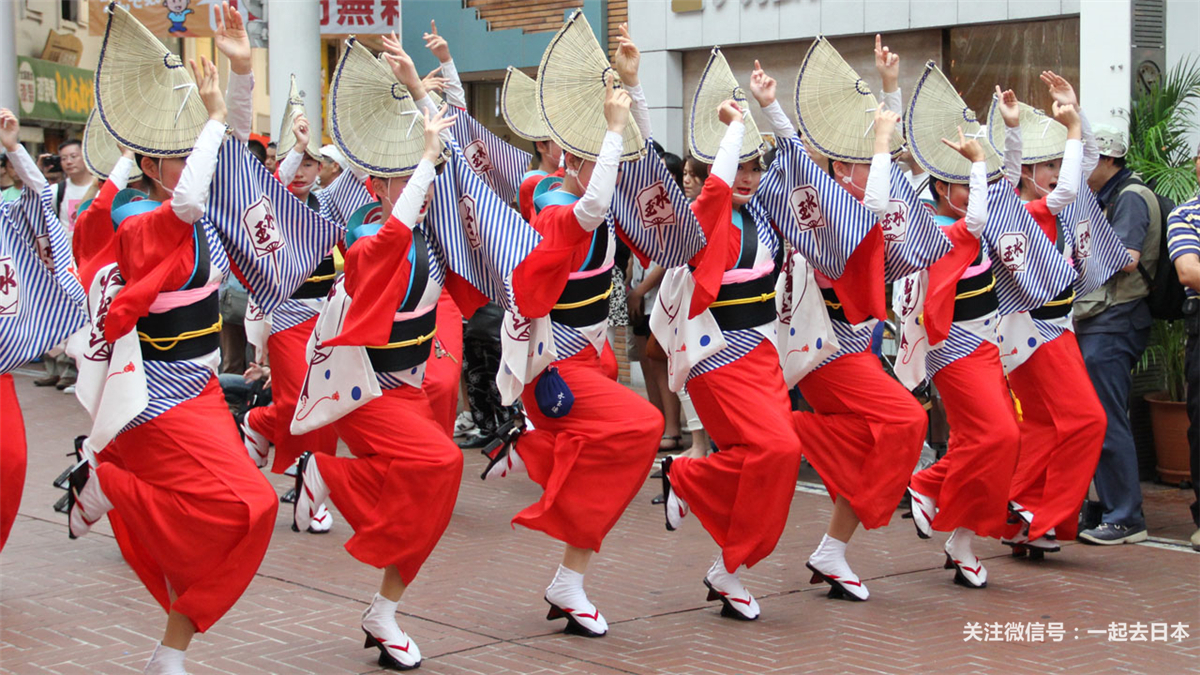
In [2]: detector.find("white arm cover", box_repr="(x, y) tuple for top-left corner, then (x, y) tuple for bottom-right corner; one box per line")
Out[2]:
(762, 100), (797, 139)
(7, 144), (46, 193)
(880, 88), (903, 115)
(392, 158), (436, 228)
(572, 130), (622, 233)
(108, 156), (135, 191)
(277, 148), (303, 186)
(171, 120), (226, 224)
(225, 71), (254, 144)
(711, 120), (745, 185)
(626, 84), (653, 141)
(414, 94), (454, 144)
(1045, 138), (1083, 215)
(965, 161), (988, 238)
(438, 58), (467, 109)
(863, 153), (892, 218)
(1079, 109), (1099, 180)
(1003, 125), (1023, 187)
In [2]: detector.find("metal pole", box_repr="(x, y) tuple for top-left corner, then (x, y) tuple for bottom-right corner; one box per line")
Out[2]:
(0, 1), (18, 111)
(267, 0), (322, 143)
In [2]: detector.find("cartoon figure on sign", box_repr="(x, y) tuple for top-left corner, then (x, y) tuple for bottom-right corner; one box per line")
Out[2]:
(463, 140), (492, 176)
(163, 0), (194, 35)
(459, 193), (482, 249)
(636, 181), (675, 250)
(241, 196), (285, 257)
(0, 257), (18, 316)
(1075, 218), (1092, 259)
(998, 232), (1028, 272)
(880, 200), (908, 244)
(789, 185), (826, 231)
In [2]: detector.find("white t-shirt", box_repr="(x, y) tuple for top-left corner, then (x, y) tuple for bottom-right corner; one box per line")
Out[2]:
(53, 178), (93, 233)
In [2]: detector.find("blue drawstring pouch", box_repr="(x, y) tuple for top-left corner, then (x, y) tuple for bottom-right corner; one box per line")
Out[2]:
(535, 366), (574, 418)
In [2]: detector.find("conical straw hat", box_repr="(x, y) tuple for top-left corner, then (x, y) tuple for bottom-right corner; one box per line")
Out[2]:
(688, 47), (764, 164)
(536, 10), (645, 162)
(985, 98), (1067, 164)
(329, 38), (442, 178)
(277, 75), (323, 161)
(502, 67), (550, 142)
(94, 3), (208, 158)
(795, 36), (902, 163)
(83, 108), (143, 181)
(903, 61), (1002, 184)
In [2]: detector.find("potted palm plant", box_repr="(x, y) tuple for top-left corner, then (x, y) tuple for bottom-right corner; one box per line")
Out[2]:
(1126, 57), (1200, 485)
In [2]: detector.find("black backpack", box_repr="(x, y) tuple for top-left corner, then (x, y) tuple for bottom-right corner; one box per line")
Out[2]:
(1110, 175), (1185, 321)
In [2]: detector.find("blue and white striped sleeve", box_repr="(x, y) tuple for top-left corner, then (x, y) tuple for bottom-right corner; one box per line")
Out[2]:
(1167, 198), (1200, 262)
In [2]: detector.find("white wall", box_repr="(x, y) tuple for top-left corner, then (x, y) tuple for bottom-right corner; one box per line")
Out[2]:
(1079, 0), (1131, 132)
(1166, 0), (1200, 154)
(631, 0), (1081, 153)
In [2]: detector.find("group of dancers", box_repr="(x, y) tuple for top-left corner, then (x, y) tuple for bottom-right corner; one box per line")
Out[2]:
(0, 4), (1132, 673)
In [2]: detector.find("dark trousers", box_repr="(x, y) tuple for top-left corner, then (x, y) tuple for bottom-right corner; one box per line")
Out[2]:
(1185, 299), (1199, 526)
(463, 304), (518, 434)
(1078, 327), (1151, 529)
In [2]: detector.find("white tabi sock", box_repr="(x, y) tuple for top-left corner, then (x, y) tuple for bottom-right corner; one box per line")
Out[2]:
(143, 643), (187, 675)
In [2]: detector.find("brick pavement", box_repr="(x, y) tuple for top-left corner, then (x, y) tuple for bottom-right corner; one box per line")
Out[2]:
(2, 372), (1198, 674)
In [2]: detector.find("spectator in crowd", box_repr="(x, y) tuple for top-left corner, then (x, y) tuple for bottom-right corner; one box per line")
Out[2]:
(1075, 125), (1160, 545)
(247, 138), (268, 166)
(265, 141), (278, 173)
(49, 139), (95, 233)
(219, 275), (251, 374)
(0, 153), (20, 202)
(319, 144), (346, 187)
(1165, 141), (1200, 552)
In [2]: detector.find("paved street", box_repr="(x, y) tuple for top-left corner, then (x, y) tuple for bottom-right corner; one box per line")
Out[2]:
(2, 371), (1198, 674)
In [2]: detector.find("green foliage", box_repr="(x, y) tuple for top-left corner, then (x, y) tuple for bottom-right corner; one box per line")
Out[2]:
(1137, 319), (1187, 402)
(1125, 57), (1200, 204)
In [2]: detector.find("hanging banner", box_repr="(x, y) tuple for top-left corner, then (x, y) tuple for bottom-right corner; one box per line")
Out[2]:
(90, 0), (399, 37)
(15, 57), (94, 124)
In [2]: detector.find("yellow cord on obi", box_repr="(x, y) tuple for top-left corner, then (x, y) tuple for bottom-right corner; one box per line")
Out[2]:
(377, 327), (438, 350)
(954, 278), (996, 301)
(1042, 290), (1076, 307)
(305, 272), (337, 284)
(137, 317), (223, 351)
(709, 291), (777, 309)
(552, 284), (613, 310)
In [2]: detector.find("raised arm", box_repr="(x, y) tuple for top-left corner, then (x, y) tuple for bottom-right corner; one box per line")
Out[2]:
(863, 109), (901, 217)
(874, 34), (902, 114)
(214, 1), (253, 143)
(1044, 102), (1083, 215)
(574, 74), (629, 232)
(423, 21), (466, 109)
(995, 86), (1022, 186)
(0, 109), (47, 193)
(108, 148), (136, 191)
(276, 114), (309, 185)
(382, 32), (454, 145)
(613, 23), (651, 141)
(750, 60), (795, 139)
(941, 126), (988, 237)
(1041, 70), (1098, 179)
(172, 56), (227, 225)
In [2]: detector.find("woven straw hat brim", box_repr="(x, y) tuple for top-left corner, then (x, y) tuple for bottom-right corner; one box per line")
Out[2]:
(502, 67), (550, 142)
(277, 75), (323, 161)
(795, 36), (902, 163)
(536, 10), (645, 162)
(903, 60), (1002, 184)
(329, 39), (440, 179)
(84, 108), (143, 181)
(688, 47), (764, 164)
(94, 4), (208, 158)
(986, 99), (1068, 164)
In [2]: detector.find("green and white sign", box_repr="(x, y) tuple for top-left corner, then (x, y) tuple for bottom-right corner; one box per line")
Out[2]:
(16, 57), (94, 124)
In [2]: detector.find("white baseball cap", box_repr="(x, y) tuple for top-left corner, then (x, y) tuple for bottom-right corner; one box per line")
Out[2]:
(319, 144), (347, 168)
(1093, 124), (1128, 158)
